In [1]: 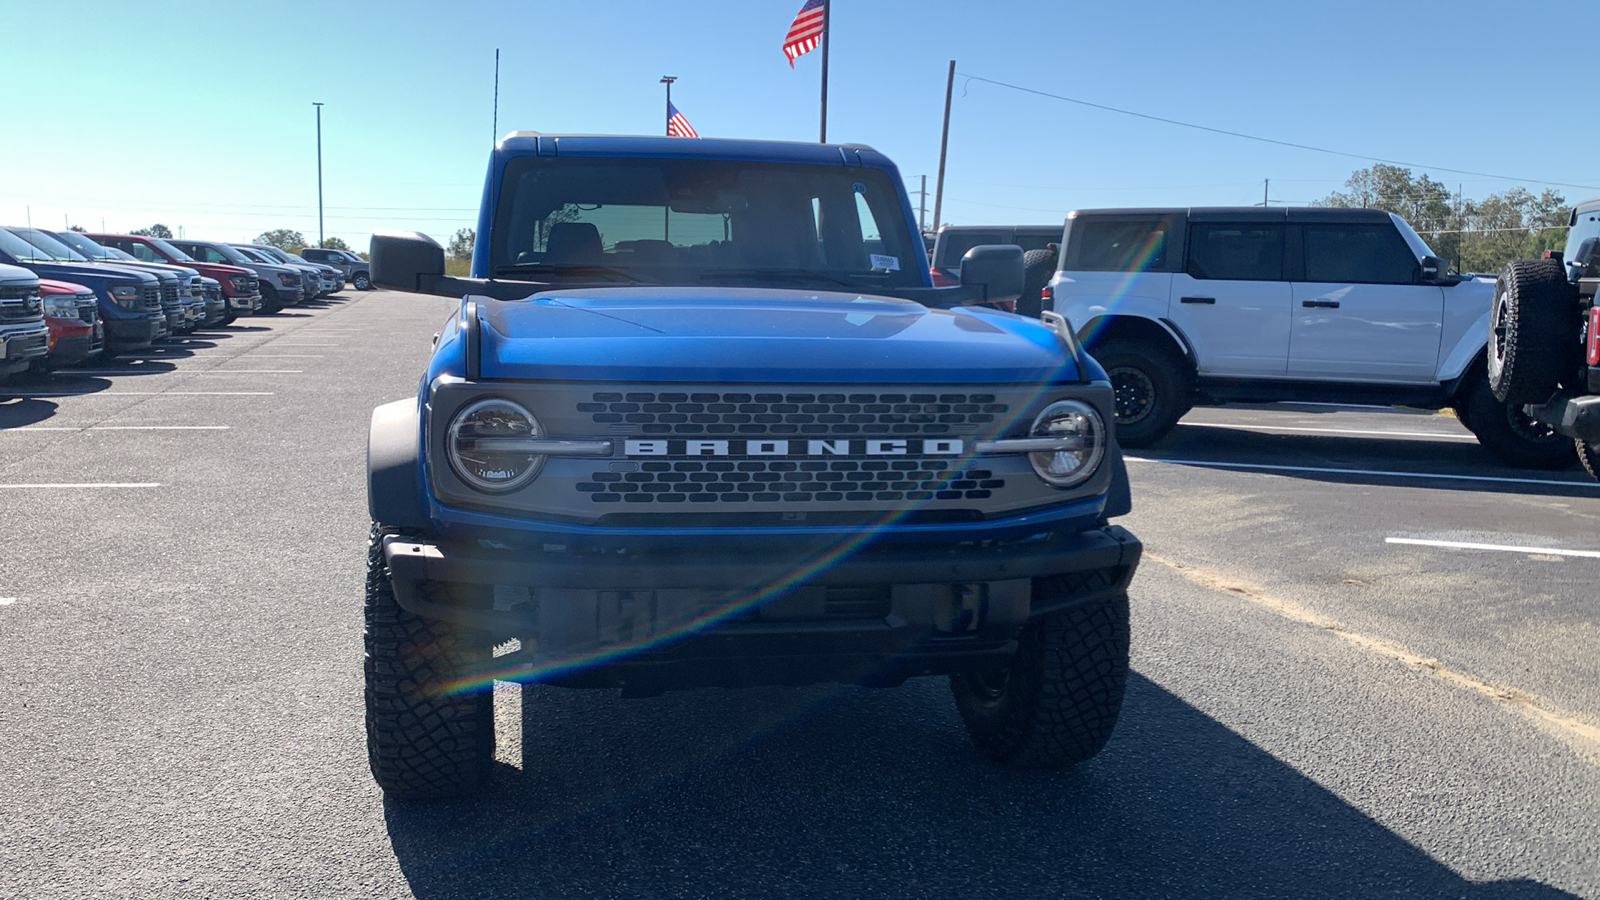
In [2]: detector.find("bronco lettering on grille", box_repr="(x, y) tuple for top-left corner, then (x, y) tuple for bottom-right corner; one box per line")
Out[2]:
(624, 438), (964, 457)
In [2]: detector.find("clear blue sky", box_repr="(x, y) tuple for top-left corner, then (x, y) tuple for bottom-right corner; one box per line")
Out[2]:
(4, 0), (1595, 249)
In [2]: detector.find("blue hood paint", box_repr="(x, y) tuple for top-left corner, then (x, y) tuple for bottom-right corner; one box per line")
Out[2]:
(472, 287), (1080, 384)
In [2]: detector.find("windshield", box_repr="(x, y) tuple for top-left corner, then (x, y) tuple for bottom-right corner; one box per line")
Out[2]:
(146, 237), (194, 261)
(51, 230), (116, 260)
(492, 156), (922, 288)
(10, 227), (90, 262)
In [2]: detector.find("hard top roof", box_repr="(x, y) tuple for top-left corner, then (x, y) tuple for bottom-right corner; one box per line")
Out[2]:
(497, 131), (881, 165)
(1069, 206), (1395, 223)
(935, 224), (1060, 234)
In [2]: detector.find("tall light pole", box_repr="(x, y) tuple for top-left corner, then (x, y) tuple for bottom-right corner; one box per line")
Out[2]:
(659, 75), (676, 136)
(312, 102), (325, 248)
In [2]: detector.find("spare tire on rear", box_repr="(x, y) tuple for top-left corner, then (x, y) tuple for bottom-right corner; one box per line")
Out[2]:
(1016, 248), (1057, 318)
(1487, 259), (1577, 404)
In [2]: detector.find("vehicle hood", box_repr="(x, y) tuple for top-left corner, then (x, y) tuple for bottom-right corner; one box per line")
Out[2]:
(473, 287), (1080, 383)
(39, 279), (92, 294)
(0, 263), (37, 287)
(8, 261), (158, 286)
(98, 260), (197, 280)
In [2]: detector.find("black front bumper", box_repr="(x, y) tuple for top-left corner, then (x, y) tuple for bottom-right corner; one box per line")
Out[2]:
(1529, 392), (1600, 443)
(383, 525), (1141, 691)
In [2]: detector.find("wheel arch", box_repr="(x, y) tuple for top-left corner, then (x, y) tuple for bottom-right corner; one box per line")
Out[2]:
(1078, 314), (1191, 365)
(368, 399), (431, 530)
(1438, 307), (1492, 384)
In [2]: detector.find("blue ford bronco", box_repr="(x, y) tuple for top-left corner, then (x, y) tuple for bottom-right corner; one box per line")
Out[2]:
(365, 133), (1142, 801)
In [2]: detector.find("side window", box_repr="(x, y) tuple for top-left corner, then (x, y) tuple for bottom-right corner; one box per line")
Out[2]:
(1564, 211), (1600, 261)
(1064, 218), (1169, 272)
(1187, 222), (1283, 281)
(303, 249), (324, 261)
(1302, 224), (1418, 284)
(934, 231), (1007, 268)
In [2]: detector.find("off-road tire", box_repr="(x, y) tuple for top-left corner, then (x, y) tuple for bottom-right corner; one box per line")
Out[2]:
(364, 524), (493, 802)
(220, 310), (237, 326)
(1576, 440), (1600, 481)
(1016, 249), (1057, 318)
(258, 284), (283, 314)
(354, 272), (372, 291)
(1465, 377), (1576, 470)
(1089, 338), (1191, 447)
(1488, 259), (1576, 404)
(951, 590), (1129, 768)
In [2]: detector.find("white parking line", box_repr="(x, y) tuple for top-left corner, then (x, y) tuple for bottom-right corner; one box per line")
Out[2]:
(1184, 421), (1477, 441)
(1125, 456), (1600, 488)
(1386, 537), (1600, 559)
(0, 482), (160, 489)
(244, 355), (324, 358)
(195, 370), (304, 375)
(270, 343), (340, 347)
(58, 369), (174, 377)
(0, 392), (273, 397)
(7, 426), (229, 432)
(0, 598), (14, 606)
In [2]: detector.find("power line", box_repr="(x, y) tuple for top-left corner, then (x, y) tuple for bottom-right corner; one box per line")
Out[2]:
(957, 73), (1600, 192)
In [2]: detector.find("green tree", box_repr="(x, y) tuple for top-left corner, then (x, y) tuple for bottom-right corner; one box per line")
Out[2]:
(447, 227), (475, 260)
(319, 236), (350, 251)
(255, 229), (306, 252)
(131, 224), (173, 238)
(67, 225), (86, 233)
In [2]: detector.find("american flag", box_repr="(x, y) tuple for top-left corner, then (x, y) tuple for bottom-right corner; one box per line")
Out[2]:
(782, 0), (825, 67)
(667, 102), (699, 138)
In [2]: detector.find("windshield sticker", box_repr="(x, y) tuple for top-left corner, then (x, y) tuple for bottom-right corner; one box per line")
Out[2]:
(870, 254), (900, 272)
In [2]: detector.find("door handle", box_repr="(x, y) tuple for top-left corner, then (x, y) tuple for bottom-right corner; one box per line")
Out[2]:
(1302, 299), (1341, 308)
(1179, 296), (1216, 304)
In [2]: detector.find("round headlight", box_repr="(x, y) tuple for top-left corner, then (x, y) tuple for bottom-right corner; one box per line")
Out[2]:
(1027, 400), (1105, 488)
(446, 398), (546, 492)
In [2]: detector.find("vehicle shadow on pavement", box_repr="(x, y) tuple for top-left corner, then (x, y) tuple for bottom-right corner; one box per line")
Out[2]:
(383, 674), (1577, 899)
(1142, 426), (1590, 496)
(0, 398), (59, 429)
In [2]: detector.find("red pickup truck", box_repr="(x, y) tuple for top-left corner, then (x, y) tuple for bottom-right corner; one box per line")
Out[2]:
(37, 279), (103, 369)
(87, 233), (261, 323)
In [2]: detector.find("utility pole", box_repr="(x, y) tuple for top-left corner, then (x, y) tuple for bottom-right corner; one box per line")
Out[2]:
(660, 75), (676, 135)
(919, 174), (927, 234)
(818, 0), (830, 142)
(931, 60), (955, 236)
(313, 102), (325, 248)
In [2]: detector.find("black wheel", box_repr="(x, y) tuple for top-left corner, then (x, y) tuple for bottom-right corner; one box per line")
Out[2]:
(1465, 377), (1576, 470)
(258, 284), (283, 314)
(221, 310), (237, 326)
(354, 272), (372, 291)
(951, 589), (1129, 767)
(1015, 249), (1057, 318)
(1576, 439), (1600, 481)
(1488, 259), (1576, 404)
(365, 524), (493, 802)
(1089, 338), (1191, 447)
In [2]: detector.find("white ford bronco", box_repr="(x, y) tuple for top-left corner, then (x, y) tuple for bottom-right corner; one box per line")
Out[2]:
(1045, 206), (1573, 468)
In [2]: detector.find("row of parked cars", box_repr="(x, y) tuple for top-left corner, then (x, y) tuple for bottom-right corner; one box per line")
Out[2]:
(0, 229), (372, 378)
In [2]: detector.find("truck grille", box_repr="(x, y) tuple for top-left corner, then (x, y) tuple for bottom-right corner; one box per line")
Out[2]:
(160, 283), (180, 307)
(579, 460), (1005, 505)
(77, 294), (99, 324)
(0, 286), (42, 322)
(577, 391), (1008, 437)
(204, 284), (221, 302)
(141, 286), (162, 311)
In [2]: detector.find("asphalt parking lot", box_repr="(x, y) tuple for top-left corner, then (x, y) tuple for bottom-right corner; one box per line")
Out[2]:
(2, 290), (1597, 899)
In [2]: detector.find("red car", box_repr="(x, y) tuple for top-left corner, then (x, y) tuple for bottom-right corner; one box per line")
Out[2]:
(37, 279), (102, 369)
(87, 233), (261, 321)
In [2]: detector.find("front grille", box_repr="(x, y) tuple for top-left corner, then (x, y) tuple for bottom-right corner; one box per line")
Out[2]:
(0, 286), (41, 321)
(204, 284), (221, 301)
(578, 391), (1009, 437)
(280, 273), (301, 287)
(0, 283), (38, 301)
(160, 283), (179, 307)
(141, 286), (161, 310)
(579, 459), (1005, 505)
(246, 276), (259, 292)
(77, 295), (99, 324)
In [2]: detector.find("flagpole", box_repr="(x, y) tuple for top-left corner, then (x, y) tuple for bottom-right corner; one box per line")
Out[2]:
(818, 0), (829, 143)
(660, 75), (676, 137)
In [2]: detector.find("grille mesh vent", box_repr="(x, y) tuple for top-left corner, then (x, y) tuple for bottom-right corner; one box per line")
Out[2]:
(579, 459), (1005, 505)
(578, 391), (1008, 436)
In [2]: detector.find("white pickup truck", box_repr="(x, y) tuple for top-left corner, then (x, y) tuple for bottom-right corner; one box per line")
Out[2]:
(1044, 206), (1572, 469)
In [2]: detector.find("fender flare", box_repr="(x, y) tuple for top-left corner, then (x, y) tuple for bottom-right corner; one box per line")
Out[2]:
(1078, 313), (1192, 358)
(1437, 308), (1492, 383)
(368, 399), (430, 530)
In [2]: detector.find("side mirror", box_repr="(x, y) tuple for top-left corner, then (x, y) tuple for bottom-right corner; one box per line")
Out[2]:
(370, 230), (445, 293)
(1418, 255), (1458, 285)
(959, 244), (1025, 306)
